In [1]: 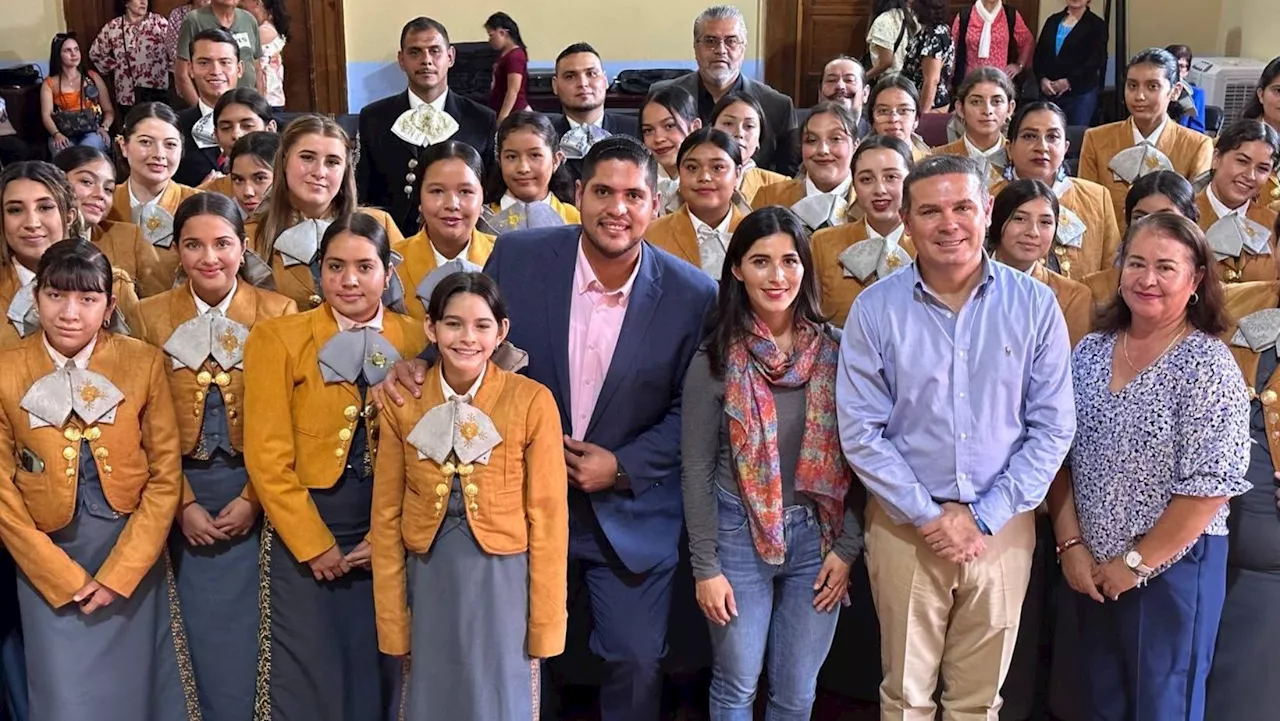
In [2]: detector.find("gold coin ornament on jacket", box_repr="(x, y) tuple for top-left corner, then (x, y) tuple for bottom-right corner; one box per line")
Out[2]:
(197, 370), (213, 386)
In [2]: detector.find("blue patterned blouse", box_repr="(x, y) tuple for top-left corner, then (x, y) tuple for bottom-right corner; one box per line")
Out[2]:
(1069, 330), (1251, 574)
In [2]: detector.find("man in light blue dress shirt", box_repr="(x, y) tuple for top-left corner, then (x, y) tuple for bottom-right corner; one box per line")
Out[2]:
(836, 155), (1076, 720)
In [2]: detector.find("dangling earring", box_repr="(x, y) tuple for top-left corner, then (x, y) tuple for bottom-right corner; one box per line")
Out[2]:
(1188, 292), (1200, 306)
(1055, 164), (1069, 183)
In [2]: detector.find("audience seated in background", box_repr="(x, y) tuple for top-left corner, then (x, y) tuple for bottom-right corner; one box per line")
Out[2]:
(40, 32), (114, 155)
(1168, 44), (1207, 133)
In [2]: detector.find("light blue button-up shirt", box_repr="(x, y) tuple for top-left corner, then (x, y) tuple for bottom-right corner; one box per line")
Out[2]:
(836, 257), (1076, 533)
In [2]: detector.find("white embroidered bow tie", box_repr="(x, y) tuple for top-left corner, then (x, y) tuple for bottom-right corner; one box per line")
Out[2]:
(20, 367), (124, 429)
(164, 310), (251, 371)
(392, 103), (460, 148)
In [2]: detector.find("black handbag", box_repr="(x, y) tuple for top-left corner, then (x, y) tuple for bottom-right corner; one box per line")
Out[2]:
(51, 76), (101, 138)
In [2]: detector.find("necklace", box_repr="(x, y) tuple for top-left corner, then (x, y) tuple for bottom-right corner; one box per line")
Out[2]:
(1121, 324), (1187, 373)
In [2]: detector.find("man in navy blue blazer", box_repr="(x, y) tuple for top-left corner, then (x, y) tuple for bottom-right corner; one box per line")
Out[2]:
(381, 136), (718, 721)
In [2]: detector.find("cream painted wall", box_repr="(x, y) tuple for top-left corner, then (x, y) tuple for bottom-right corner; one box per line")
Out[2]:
(0, 1), (64, 65)
(1238, 0), (1280, 62)
(343, 0), (762, 65)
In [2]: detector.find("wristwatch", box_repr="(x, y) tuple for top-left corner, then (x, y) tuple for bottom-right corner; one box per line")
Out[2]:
(1124, 550), (1154, 579)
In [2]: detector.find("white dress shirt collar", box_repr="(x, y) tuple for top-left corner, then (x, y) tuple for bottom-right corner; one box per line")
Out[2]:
(1131, 115), (1170, 145)
(438, 364), (486, 401)
(805, 174), (853, 199)
(192, 278), (238, 316)
(44, 334), (97, 371)
(408, 88), (449, 114)
(332, 305), (385, 332)
(1206, 184), (1248, 219)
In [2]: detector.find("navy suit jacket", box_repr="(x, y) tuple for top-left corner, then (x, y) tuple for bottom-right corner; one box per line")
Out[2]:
(483, 225), (717, 573)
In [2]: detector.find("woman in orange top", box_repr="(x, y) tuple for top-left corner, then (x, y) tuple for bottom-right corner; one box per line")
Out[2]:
(987, 179), (1092, 346)
(107, 102), (202, 290)
(39, 32), (113, 154)
(1192, 119), (1280, 284)
(646, 128), (747, 278)
(249, 115), (404, 310)
(135, 193), (296, 721)
(394, 141), (496, 321)
(1078, 48), (1214, 230)
(710, 92), (788, 205)
(53, 145), (166, 297)
(810, 134), (915, 326)
(752, 102), (859, 235)
(244, 212), (425, 720)
(372, 271), (566, 719)
(0, 239), (193, 720)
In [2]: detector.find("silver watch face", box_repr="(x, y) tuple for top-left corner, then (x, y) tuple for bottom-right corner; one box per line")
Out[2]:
(1124, 550), (1143, 569)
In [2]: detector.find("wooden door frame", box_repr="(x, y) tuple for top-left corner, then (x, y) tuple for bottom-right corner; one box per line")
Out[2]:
(63, 0), (350, 115)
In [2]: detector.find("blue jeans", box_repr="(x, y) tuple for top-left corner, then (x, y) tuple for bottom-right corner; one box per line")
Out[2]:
(707, 485), (839, 721)
(1055, 89), (1099, 128)
(48, 130), (107, 157)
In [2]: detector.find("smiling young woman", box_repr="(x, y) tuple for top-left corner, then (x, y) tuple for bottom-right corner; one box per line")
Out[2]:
(1192, 119), (1280, 284)
(134, 192), (296, 721)
(249, 115), (404, 310)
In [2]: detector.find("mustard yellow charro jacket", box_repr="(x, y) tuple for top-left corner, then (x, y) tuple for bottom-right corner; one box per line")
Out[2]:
(0, 263), (144, 351)
(371, 362), (568, 658)
(391, 228), (496, 321)
(105, 181), (202, 291)
(247, 207), (406, 310)
(243, 304), (426, 563)
(197, 174), (234, 197)
(738, 166), (789, 206)
(1223, 280), (1280, 470)
(1032, 262), (1093, 347)
(1194, 190), (1280, 284)
(92, 221), (166, 298)
(0, 331), (183, 607)
(1078, 118), (1213, 234)
(810, 219), (916, 327)
(989, 176), (1121, 282)
(135, 281), (297, 506)
(644, 205), (746, 269)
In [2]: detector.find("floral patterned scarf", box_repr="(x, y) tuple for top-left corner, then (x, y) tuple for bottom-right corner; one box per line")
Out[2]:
(723, 315), (852, 565)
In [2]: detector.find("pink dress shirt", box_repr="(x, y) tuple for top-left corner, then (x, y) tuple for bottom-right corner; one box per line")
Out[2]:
(567, 239), (642, 440)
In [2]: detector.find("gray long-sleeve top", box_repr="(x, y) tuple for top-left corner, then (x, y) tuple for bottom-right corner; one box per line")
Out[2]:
(680, 349), (864, 580)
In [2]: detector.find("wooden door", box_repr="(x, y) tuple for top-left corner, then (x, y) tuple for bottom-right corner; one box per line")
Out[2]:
(64, 0), (348, 114)
(764, 0), (1041, 105)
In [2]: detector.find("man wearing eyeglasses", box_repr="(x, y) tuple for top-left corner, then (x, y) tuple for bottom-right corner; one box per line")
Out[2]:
(652, 5), (799, 175)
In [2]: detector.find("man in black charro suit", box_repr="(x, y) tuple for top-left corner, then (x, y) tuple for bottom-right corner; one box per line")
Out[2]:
(356, 17), (497, 237)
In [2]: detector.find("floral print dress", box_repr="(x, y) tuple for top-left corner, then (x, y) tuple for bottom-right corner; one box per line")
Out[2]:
(90, 12), (173, 108)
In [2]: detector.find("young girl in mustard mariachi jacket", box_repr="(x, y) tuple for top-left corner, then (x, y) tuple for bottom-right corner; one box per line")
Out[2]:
(811, 135), (917, 326)
(710, 92), (788, 205)
(479, 111), (581, 237)
(136, 193), (297, 721)
(371, 271), (567, 720)
(0, 240), (196, 720)
(0, 161), (144, 350)
(393, 142), (496, 321)
(53, 145), (166, 297)
(752, 102), (860, 235)
(646, 128), (748, 279)
(1192, 119), (1280, 284)
(248, 115), (405, 311)
(245, 212), (426, 721)
(1078, 49), (1213, 232)
(640, 85), (702, 215)
(107, 103), (203, 290)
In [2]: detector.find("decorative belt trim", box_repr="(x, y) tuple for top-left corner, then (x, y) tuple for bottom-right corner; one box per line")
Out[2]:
(252, 521), (275, 721)
(531, 658), (542, 721)
(164, 549), (205, 720)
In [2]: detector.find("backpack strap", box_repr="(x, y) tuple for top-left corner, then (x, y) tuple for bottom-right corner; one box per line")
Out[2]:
(1005, 7), (1018, 64)
(953, 6), (973, 92)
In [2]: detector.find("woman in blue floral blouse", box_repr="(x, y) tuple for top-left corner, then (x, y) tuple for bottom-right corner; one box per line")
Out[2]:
(1049, 212), (1251, 721)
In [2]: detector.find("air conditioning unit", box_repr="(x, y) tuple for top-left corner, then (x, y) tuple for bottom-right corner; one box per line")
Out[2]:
(1187, 56), (1267, 125)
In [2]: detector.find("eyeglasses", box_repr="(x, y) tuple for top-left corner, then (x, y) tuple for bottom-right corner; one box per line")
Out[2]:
(874, 106), (917, 119)
(698, 36), (744, 51)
